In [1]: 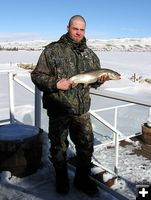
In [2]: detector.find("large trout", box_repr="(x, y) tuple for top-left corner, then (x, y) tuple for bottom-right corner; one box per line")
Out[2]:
(69, 68), (121, 88)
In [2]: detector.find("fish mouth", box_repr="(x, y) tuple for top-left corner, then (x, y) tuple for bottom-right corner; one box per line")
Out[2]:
(115, 74), (121, 80)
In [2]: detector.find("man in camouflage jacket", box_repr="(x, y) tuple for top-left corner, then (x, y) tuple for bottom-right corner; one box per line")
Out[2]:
(31, 15), (108, 196)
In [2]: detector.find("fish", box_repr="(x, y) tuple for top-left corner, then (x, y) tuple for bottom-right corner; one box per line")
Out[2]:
(69, 68), (121, 88)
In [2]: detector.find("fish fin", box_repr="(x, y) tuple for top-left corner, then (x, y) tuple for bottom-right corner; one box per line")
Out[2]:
(72, 83), (78, 88)
(83, 84), (88, 88)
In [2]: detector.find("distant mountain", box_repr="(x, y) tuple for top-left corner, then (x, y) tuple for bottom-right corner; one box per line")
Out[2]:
(0, 37), (151, 51)
(87, 37), (151, 52)
(0, 40), (51, 51)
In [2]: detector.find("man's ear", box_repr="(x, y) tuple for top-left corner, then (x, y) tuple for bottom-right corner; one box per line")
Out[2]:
(67, 25), (69, 32)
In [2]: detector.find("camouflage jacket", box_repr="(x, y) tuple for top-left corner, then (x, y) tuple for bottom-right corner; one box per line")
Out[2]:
(31, 33), (101, 116)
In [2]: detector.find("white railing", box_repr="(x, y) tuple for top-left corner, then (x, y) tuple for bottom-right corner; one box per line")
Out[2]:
(1, 70), (151, 179)
(0, 70), (41, 126)
(90, 88), (151, 177)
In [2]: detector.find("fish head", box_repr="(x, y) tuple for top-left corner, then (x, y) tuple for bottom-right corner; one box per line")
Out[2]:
(109, 71), (121, 80)
(98, 69), (121, 80)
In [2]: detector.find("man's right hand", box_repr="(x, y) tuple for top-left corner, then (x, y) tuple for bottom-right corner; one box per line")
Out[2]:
(56, 79), (73, 90)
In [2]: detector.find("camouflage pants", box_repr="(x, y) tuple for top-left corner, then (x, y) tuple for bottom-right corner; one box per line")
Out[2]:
(48, 112), (94, 169)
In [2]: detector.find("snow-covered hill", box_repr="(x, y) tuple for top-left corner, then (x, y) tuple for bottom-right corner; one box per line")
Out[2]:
(0, 40), (51, 51)
(0, 37), (151, 51)
(87, 37), (151, 52)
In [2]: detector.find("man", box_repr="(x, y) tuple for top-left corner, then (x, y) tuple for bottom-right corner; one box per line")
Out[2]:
(31, 15), (109, 196)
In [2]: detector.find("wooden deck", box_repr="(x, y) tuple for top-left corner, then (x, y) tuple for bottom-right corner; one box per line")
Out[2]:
(120, 135), (151, 160)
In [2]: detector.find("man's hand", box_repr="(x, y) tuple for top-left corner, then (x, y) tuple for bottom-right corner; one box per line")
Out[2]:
(57, 79), (73, 90)
(97, 74), (110, 84)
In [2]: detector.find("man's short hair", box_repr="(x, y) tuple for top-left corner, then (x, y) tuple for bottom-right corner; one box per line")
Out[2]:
(68, 15), (86, 27)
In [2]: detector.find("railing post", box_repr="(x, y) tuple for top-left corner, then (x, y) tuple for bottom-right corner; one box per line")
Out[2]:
(147, 107), (151, 127)
(113, 107), (118, 143)
(8, 72), (15, 123)
(114, 132), (119, 183)
(114, 107), (119, 182)
(35, 86), (41, 128)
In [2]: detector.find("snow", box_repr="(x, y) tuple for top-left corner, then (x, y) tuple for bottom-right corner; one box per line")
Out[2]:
(0, 39), (151, 199)
(87, 37), (151, 52)
(0, 37), (151, 52)
(93, 139), (151, 200)
(0, 50), (41, 65)
(0, 123), (39, 141)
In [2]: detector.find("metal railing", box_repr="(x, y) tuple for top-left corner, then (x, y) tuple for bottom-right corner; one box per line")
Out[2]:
(0, 70), (38, 125)
(1, 70), (151, 179)
(90, 88), (151, 177)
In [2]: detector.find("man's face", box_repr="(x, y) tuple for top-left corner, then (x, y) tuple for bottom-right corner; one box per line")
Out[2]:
(67, 19), (86, 43)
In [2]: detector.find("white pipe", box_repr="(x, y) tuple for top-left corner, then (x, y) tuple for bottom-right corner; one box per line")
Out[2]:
(147, 107), (151, 127)
(35, 86), (41, 128)
(89, 109), (123, 136)
(8, 72), (15, 123)
(113, 107), (118, 144)
(114, 132), (119, 175)
(94, 132), (142, 150)
(90, 88), (151, 107)
(14, 76), (35, 94)
(90, 109), (120, 177)
(92, 103), (134, 113)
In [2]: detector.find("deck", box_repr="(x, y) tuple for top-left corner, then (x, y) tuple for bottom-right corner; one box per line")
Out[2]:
(69, 132), (151, 200)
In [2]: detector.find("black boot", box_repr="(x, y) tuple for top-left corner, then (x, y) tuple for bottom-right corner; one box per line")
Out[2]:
(73, 167), (99, 196)
(55, 164), (69, 194)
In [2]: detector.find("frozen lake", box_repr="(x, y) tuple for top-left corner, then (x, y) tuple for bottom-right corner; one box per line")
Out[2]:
(0, 51), (151, 143)
(0, 50), (151, 76)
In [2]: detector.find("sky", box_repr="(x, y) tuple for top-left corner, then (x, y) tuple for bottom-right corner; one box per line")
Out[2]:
(0, 0), (151, 41)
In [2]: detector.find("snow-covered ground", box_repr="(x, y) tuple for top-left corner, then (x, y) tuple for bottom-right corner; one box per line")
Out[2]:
(0, 41), (151, 200)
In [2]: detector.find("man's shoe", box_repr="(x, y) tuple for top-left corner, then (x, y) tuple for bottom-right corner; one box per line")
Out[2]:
(56, 178), (69, 194)
(55, 165), (69, 194)
(74, 171), (99, 196)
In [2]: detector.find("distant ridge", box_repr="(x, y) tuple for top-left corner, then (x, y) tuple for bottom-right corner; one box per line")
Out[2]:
(0, 37), (151, 52)
(87, 37), (151, 52)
